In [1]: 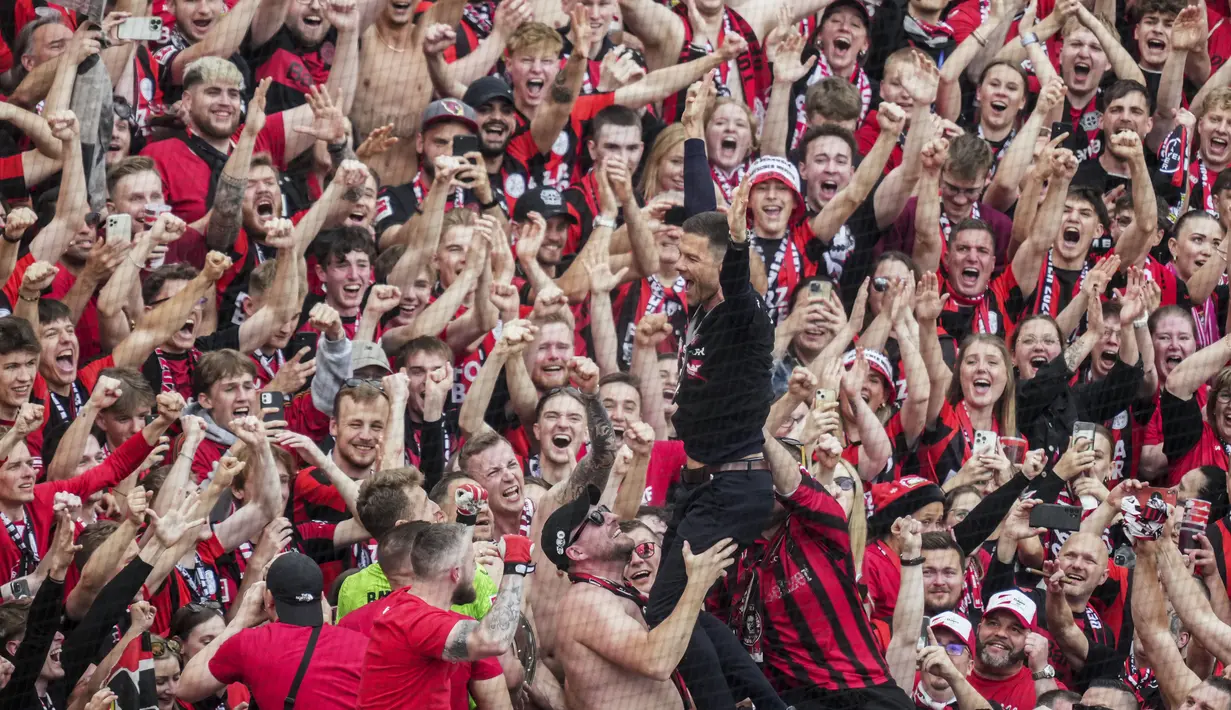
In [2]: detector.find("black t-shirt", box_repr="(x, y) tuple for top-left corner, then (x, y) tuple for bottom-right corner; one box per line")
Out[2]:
(1071, 150), (1179, 208)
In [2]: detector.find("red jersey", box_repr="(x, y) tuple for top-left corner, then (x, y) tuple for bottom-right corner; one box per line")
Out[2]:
(710, 474), (891, 691)
(0, 433), (153, 582)
(526, 92), (614, 189)
(5, 253), (103, 361)
(855, 110), (904, 172)
(640, 440), (688, 506)
(968, 666), (1036, 710)
(139, 114), (288, 224)
(210, 622), (368, 710)
(144, 534), (228, 636)
(357, 590), (488, 710)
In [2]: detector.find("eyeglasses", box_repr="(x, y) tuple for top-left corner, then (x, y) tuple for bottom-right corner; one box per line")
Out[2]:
(872, 277), (890, 292)
(942, 643), (968, 657)
(570, 505), (610, 548)
(112, 97), (135, 126)
(833, 476), (855, 491)
(941, 180), (983, 200)
(634, 541), (657, 559)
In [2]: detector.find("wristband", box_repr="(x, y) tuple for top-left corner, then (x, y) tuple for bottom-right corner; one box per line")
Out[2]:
(1020, 31), (1038, 47)
(479, 197), (501, 211)
(900, 556), (924, 567)
(505, 560), (537, 575)
(498, 534), (535, 575)
(18, 292), (39, 303)
(594, 215), (617, 230)
(2, 233), (21, 244)
(1133, 316), (1148, 329)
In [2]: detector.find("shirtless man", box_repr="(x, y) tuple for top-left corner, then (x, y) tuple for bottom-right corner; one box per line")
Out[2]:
(458, 355), (619, 672)
(351, 0), (466, 184)
(543, 485), (737, 710)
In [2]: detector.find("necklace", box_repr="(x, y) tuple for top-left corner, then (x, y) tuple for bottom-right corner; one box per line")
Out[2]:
(376, 27), (407, 53)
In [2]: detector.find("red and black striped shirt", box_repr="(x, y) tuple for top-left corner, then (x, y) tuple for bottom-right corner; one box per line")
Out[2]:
(711, 474), (891, 691)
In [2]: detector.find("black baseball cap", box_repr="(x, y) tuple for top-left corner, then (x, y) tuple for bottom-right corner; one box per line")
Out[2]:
(266, 553), (324, 627)
(511, 186), (578, 224)
(821, 0), (871, 26)
(541, 484), (603, 571)
(463, 76), (515, 110)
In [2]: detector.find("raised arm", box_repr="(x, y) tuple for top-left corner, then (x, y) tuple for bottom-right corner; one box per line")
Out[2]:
(615, 0), (685, 70)
(762, 27), (816, 158)
(887, 519), (925, 691)
(530, 6), (594, 154)
(29, 112), (87, 264)
(1011, 146), (1076, 299)
(875, 54), (941, 229)
(1155, 538), (1231, 666)
(613, 37), (746, 108)
(458, 321), (535, 437)
(937, 7), (1011, 119)
(550, 358), (619, 503)
(894, 305), (931, 444)
(113, 251), (232, 368)
(912, 138), (949, 272)
(442, 532), (531, 661)
(629, 314), (672, 439)
(985, 78), (1065, 212)
(813, 103), (906, 241)
(169, 0), (264, 84)
(1107, 132), (1156, 266)
(1075, 4), (1145, 85)
(205, 78), (270, 252)
(1134, 539), (1205, 708)
(1165, 331), (1231, 399)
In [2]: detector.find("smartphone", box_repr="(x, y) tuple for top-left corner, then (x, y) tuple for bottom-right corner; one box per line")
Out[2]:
(918, 615), (931, 650)
(260, 391), (286, 423)
(973, 430), (998, 454)
(809, 280), (832, 300)
(816, 388), (837, 405)
(1051, 121), (1073, 142)
(1030, 503), (1083, 531)
(286, 332), (317, 362)
(452, 134), (480, 158)
(106, 214), (132, 246)
(116, 16), (163, 41)
(144, 413), (156, 426)
(1072, 421), (1096, 445)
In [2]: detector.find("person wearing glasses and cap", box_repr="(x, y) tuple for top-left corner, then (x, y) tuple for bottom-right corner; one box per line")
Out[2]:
(913, 612), (1001, 710)
(178, 553), (370, 710)
(544, 483), (738, 710)
(968, 589), (1051, 710)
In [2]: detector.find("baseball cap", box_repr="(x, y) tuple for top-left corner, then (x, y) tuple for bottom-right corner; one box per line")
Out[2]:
(746, 156), (806, 223)
(266, 553), (325, 627)
(984, 589), (1038, 628)
(463, 76), (515, 110)
(351, 341), (392, 376)
(842, 348), (895, 388)
(821, 0), (871, 26)
(541, 484), (603, 571)
(929, 611), (975, 650)
(421, 98), (479, 133)
(511, 185), (577, 224)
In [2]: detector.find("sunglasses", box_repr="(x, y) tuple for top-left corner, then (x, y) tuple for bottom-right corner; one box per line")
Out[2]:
(872, 277), (890, 292)
(344, 378), (386, 392)
(571, 505), (610, 548)
(833, 476), (855, 491)
(150, 636), (183, 659)
(634, 541), (657, 559)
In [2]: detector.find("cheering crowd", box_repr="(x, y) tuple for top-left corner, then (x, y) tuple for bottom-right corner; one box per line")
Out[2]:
(8, 0), (1231, 706)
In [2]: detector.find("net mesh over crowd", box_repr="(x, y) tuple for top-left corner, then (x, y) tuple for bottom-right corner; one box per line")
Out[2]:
(4, 0), (1231, 707)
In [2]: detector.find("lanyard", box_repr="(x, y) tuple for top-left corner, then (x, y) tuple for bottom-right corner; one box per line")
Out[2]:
(254, 349), (284, 382)
(711, 162), (748, 203)
(177, 558), (217, 602)
(1036, 249), (1090, 317)
(939, 201), (981, 244)
(47, 383), (84, 427)
(955, 401), (997, 463)
(0, 508), (38, 576)
(412, 170), (465, 211)
(752, 235), (799, 324)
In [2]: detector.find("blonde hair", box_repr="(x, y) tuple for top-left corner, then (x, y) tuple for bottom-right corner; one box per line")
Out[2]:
(1061, 14), (1118, 41)
(182, 56), (244, 91)
(703, 98), (760, 154)
(844, 461), (867, 570)
(639, 123), (686, 200)
(1201, 87), (1231, 121)
(507, 22), (564, 58)
(442, 207), (478, 232)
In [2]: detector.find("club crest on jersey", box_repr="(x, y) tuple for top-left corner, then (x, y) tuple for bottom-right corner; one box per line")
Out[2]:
(552, 132), (571, 156)
(504, 173), (526, 199)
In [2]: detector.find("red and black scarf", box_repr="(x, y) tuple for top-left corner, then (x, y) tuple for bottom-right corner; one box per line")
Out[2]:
(662, 6), (771, 121)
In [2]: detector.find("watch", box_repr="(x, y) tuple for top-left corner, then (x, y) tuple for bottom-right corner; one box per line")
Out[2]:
(1032, 665), (1056, 680)
(900, 556), (924, 567)
(1020, 31), (1038, 47)
(594, 215), (618, 230)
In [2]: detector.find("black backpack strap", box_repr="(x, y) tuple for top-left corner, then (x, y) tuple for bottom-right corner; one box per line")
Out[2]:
(284, 625), (323, 710)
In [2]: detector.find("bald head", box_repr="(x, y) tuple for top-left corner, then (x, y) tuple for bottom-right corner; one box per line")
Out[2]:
(1056, 532), (1110, 602)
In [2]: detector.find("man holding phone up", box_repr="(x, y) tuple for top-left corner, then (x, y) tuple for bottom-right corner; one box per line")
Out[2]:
(373, 99), (503, 245)
(982, 496), (1116, 690)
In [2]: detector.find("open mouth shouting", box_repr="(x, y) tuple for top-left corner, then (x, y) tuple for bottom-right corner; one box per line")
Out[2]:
(303, 12), (324, 28)
(525, 78), (546, 102)
(1072, 61), (1091, 83)
(956, 265), (982, 291)
(191, 16), (213, 33)
(1145, 38), (1166, 53)
(988, 100), (1008, 116)
(346, 207), (369, 225)
(341, 282), (365, 301)
(177, 317), (196, 340)
(1061, 226), (1082, 246)
(501, 483), (521, 505)
(1098, 349), (1118, 367)
(1029, 356), (1048, 370)
(482, 120), (509, 145)
(549, 432), (573, 449)
(1209, 134), (1230, 159)
(818, 179), (840, 202)
(254, 195), (276, 223)
(390, 0), (412, 12)
(971, 376), (992, 397)
(232, 403), (251, 417)
(53, 347), (76, 378)
(717, 135), (742, 163)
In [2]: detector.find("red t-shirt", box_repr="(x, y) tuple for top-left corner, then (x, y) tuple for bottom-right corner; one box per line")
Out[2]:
(357, 590), (490, 710)
(4, 254), (103, 361)
(642, 440), (687, 506)
(210, 622), (368, 710)
(340, 598), (503, 706)
(968, 666), (1037, 710)
(139, 113), (288, 224)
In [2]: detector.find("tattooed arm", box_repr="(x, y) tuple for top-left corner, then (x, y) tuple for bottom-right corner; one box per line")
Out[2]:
(204, 79), (271, 253)
(556, 390), (620, 504)
(441, 572), (527, 661)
